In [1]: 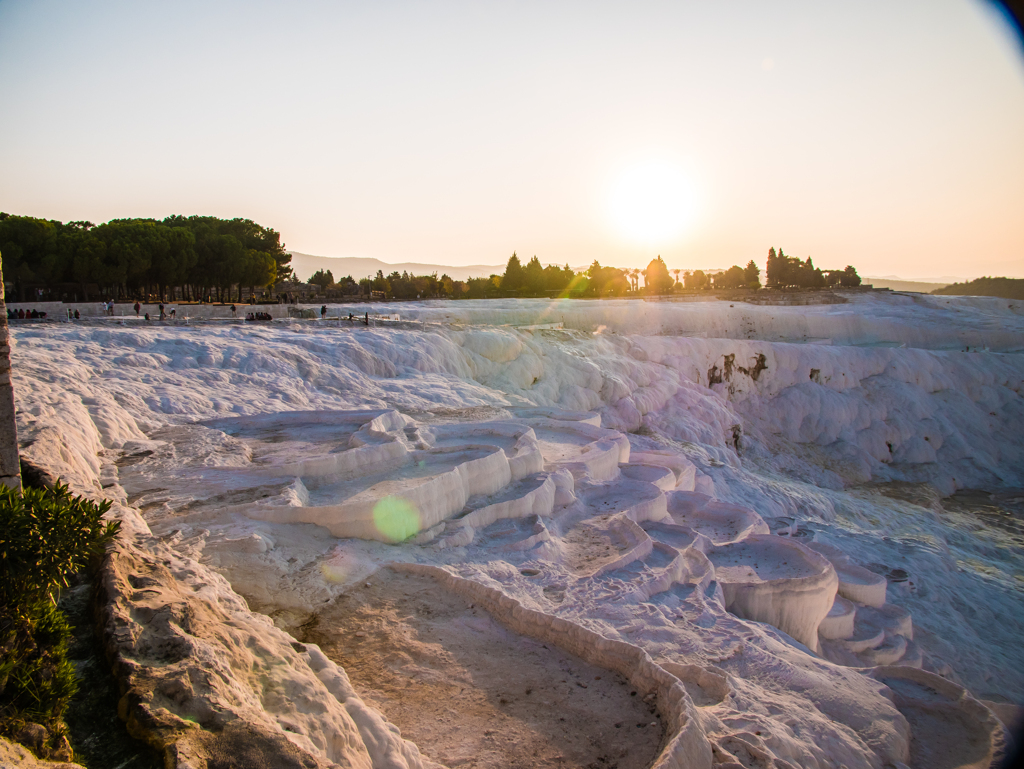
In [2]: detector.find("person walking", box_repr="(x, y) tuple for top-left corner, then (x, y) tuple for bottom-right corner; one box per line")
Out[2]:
(321, 305), (327, 319)
(134, 301), (141, 317)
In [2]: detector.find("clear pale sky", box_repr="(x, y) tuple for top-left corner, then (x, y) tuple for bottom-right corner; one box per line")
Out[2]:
(1, 0), (1022, 279)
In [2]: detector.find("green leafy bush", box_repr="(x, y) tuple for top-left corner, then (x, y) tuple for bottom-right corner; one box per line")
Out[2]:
(0, 483), (119, 609)
(0, 600), (76, 724)
(0, 482), (120, 754)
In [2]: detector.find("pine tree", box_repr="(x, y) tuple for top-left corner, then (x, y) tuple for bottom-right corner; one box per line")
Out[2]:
(524, 255), (545, 295)
(744, 260), (760, 287)
(766, 247), (782, 288)
(502, 252), (524, 293)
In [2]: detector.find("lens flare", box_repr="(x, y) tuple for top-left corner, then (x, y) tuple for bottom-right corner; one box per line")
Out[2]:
(320, 559), (350, 583)
(372, 495), (420, 542)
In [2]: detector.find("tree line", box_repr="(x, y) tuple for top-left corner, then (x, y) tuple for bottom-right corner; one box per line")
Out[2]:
(0, 213), (292, 303)
(306, 250), (861, 300)
(307, 268), (455, 300)
(2, 212), (863, 304)
(305, 254), (581, 300)
(764, 247), (861, 289)
(931, 277), (1023, 300)
(453, 254), (681, 298)
(680, 261), (761, 290)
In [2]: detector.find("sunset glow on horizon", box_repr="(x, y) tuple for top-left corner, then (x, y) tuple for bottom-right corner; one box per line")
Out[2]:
(607, 160), (700, 247)
(0, 0), (1022, 279)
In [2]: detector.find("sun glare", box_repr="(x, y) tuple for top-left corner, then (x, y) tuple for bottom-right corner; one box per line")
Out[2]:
(608, 161), (698, 244)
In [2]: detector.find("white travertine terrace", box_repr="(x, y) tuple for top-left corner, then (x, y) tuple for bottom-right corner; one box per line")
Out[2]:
(707, 535), (839, 652)
(819, 595), (857, 640)
(666, 491), (770, 545)
(53, 405), (976, 765)
(805, 540), (889, 608)
(9, 292), (1022, 768)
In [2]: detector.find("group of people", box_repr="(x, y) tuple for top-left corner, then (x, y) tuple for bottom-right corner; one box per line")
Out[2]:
(5, 302), (372, 324)
(132, 302), (175, 320)
(7, 308), (48, 319)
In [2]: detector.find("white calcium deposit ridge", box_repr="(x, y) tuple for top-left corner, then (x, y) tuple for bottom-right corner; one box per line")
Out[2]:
(10, 292), (1023, 769)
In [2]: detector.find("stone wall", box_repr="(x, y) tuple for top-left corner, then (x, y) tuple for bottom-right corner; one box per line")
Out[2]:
(0, 262), (21, 490)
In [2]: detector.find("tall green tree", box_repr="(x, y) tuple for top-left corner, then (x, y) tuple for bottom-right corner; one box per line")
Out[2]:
(524, 256), (545, 295)
(147, 225), (196, 301)
(0, 215), (60, 300)
(840, 265), (861, 287)
(58, 223), (105, 301)
(543, 263), (575, 293)
(714, 265), (747, 289)
(501, 252), (524, 293)
(94, 220), (159, 298)
(644, 256), (674, 295)
(241, 250), (279, 300)
(765, 247), (783, 287)
(308, 269), (334, 289)
(743, 260), (760, 287)
(684, 270), (708, 289)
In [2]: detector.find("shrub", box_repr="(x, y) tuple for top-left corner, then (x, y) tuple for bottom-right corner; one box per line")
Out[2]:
(0, 483), (120, 755)
(0, 483), (119, 609)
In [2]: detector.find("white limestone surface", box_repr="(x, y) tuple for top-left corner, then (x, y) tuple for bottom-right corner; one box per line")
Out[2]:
(707, 535), (839, 652)
(9, 293), (1023, 768)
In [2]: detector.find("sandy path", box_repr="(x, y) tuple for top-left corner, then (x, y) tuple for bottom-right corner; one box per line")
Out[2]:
(301, 568), (664, 769)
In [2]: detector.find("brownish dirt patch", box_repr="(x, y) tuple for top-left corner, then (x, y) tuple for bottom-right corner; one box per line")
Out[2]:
(562, 516), (627, 575)
(301, 568), (664, 769)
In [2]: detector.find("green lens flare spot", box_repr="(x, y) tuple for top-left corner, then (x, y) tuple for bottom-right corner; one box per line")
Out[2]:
(372, 496), (420, 543)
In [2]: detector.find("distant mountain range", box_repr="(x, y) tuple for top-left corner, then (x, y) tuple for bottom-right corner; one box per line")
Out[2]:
(863, 277), (951, 293)
(288, 252), (505, 283)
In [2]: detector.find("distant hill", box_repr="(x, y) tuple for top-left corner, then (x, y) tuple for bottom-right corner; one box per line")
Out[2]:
(863, 277), (950, 293)
(288, 252), (505, 283)
(931, 277), (1024, 300)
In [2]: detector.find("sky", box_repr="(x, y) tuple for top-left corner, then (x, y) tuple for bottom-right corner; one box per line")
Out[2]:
(1, 0), (1023, 280)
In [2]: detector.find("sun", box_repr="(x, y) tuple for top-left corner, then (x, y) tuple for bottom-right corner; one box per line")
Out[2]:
(608, 161), (698, 244)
